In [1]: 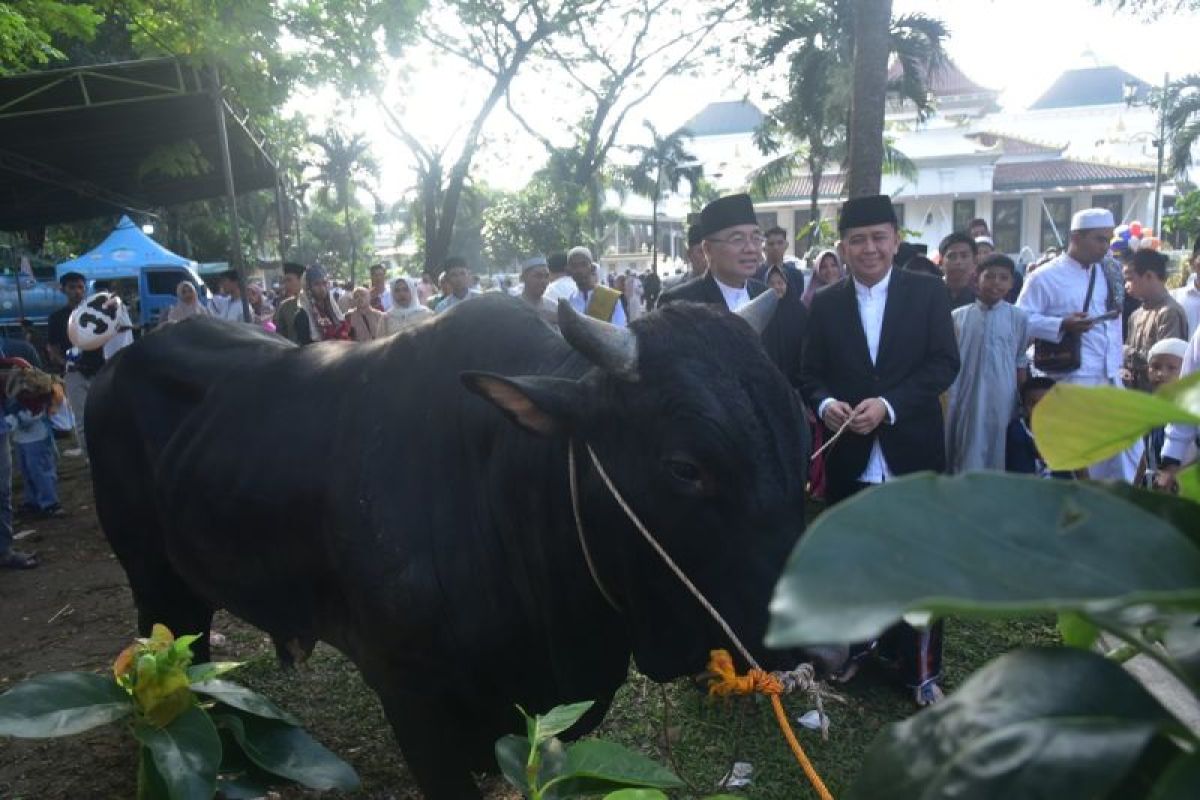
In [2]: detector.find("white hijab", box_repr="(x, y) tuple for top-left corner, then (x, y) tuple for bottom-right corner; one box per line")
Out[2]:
(387, 277), (433, 333)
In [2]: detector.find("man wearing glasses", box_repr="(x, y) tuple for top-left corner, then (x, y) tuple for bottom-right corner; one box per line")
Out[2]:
(658, 194), (768, 311)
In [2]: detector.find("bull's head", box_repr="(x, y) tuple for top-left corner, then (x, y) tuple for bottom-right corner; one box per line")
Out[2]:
(464, 296), (808, 680)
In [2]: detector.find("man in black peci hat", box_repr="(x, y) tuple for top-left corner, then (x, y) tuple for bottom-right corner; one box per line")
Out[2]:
(799, 193), (959, 707)
(659, 193), (768, 310)
(273, 261), (307, 343)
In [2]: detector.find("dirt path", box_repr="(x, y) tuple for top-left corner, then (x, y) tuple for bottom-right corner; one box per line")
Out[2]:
(0, 456), (142, 798)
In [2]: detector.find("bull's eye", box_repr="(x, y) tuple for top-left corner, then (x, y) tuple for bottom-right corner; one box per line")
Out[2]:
(663, 456), (705, 493)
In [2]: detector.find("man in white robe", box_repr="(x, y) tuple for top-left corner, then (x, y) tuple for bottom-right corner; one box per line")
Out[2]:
(1016, 208), (1140, 480)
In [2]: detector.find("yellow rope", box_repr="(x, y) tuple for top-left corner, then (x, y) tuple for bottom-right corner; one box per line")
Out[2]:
(707, 650), (835, 800)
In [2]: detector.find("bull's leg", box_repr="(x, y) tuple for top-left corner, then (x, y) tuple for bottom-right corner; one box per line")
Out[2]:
(377, 688), (484, 800)
(131, 579), (215, 662)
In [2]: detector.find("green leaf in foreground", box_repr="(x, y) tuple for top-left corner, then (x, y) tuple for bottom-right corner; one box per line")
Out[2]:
(134, 705), (221, 800)
(547, 739), (683, 795)
(190, 679), (300, 725)
(1057, 611), (1099, 649)
(532, 700), (594, 745)
(767, 474), (1200, 648)
(847, 647), (1189, 800)
(1032, 383), (1200, 470)
(215, 710), (360, 790)
(0, 672), (131, 738)
(1148, 751), (1200, 800)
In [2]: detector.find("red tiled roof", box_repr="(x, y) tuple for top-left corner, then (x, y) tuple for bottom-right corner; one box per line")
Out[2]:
(887, 58), (994, 97)
(994, 159), (1154, 190)
(761, 172), (845, 202)
(966, 132), (1062, 155)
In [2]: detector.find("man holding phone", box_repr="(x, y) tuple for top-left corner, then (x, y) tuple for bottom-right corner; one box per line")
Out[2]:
(1017, 208), (1135, 479)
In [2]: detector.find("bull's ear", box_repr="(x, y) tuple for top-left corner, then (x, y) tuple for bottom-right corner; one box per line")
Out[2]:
(461, 372), (580, 436)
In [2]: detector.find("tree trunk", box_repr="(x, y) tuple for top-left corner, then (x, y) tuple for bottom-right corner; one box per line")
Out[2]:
(846, 0), (892, 198)
(651, 167), (661, 275)
(808, 155), (822, 249)
(343, 198), (357, 285)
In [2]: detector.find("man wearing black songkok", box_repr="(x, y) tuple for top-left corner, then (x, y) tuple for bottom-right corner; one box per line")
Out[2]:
(659, 194), (768, 310)
(799, 193), (959, 707)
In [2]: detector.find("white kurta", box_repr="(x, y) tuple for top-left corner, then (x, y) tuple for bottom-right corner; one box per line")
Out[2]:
(946, 301), (1029, 473)
(1170, 280), (1200, 339)
(1017, 254), (1141, 480)
(1162, 327), (1200, 464)
(1016, 253), (1121, 381)
(543, 275), (577, 303)
(567, 288), (628, 327)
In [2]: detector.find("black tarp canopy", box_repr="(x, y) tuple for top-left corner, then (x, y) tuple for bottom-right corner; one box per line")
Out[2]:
(0, 58), (277, 231)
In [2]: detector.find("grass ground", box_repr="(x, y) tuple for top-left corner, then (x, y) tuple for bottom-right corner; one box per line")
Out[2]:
(223, 614), (1059, 799)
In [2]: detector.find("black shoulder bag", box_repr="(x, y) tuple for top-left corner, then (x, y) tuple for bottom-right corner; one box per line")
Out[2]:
(1032, 265), (1096, 374)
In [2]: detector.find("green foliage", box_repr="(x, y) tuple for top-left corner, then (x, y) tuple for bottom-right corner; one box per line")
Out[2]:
(0, 625), (359, 800)
(0, 0), (102, 75)
(767, 474), (1200, 648)
(481, 183), (577, 267)
(848, 648), (1191, 800)
(1164, 189), (1200, 245)
(747, 0), (946, 209)
(768, 375), (1200, 797)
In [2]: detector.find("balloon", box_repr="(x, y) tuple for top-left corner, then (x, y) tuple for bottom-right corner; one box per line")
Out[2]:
(1115, 224), (1131, 237)
(1119, 228), (1133, 241)
(1110, 238), (1130, 253)
(68, 292), (127, 351)
(1146, 237), (1162, 251)
(1129, 236), (1142, 251)
(1130, 221), (1143, 237)
(1142, 228), (1153, 238)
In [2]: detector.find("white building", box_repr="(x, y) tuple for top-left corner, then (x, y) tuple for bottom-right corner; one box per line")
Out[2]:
(681, 55), (1172, 263)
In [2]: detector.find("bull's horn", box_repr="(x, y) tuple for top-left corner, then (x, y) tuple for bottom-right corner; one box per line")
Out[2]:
(736, 289), (779, 335)
(557, 299), (639, 381)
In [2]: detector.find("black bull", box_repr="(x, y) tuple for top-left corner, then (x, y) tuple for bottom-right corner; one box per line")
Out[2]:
(87, 294), (811, 798)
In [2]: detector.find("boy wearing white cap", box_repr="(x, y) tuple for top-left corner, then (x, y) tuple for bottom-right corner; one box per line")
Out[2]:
(1139, 338), (1190, 487)
(1016, 207), (1137, 480)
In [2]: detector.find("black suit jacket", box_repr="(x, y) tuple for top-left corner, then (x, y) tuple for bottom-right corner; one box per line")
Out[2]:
(657, 272), (767, 308)
(800, 268), (959, 490)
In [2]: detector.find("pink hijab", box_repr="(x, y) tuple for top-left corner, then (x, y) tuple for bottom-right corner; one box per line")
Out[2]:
(802, 249), (844, 307)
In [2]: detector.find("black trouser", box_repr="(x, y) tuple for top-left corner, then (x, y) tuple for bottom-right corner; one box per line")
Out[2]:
(829, 478), (944, 689)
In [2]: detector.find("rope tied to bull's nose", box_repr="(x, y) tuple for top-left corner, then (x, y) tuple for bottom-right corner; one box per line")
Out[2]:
(569, 438), (835, 800)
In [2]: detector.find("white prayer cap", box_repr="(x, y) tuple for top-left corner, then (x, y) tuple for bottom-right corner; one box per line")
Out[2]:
(1149, 338), (1189, 361)
(1070, 208), (1115, 231)
(521, 254), (548, 270)
(975, 235), (994, 247)
(566, 246), (594, 263)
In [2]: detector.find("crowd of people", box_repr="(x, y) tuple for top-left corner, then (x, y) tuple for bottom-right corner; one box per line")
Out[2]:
(3, 190), (1198, 714)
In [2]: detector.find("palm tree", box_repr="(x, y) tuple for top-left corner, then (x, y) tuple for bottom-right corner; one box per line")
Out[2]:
(1163, 73), (1200, 176)
(620, 122), (703, 275)
(307, 127), (379, 284)
(751, 0), (947, 232)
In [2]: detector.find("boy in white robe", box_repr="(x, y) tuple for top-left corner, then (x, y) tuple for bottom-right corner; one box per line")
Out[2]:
(947, 254), (1030, 472)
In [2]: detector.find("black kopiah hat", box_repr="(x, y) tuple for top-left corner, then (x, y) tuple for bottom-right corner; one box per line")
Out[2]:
(700, 193), (758, 238)
(838, 194), (897, 233)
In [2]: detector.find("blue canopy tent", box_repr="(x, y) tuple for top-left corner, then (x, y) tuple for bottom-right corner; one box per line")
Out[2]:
(56, 216), (197, 280)
(56, 216), (208, 326)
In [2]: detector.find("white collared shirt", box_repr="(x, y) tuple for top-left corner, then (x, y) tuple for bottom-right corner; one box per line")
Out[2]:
(818, 268), (897, 484)
(567, 287), (628, 327)
(1170, 278), (1200, 339)
(713, 276), (751, 311)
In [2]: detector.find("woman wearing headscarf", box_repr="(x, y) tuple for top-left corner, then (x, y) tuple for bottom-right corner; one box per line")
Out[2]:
(294, 265), (349, 344)
(246, 280), (274, 325)
(385, 277), (434, 334)
(761, 264), (808, 388)
(801, 249), (844, 308)
(164, 280), (210, 324)
(346, 286), (388, 341)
